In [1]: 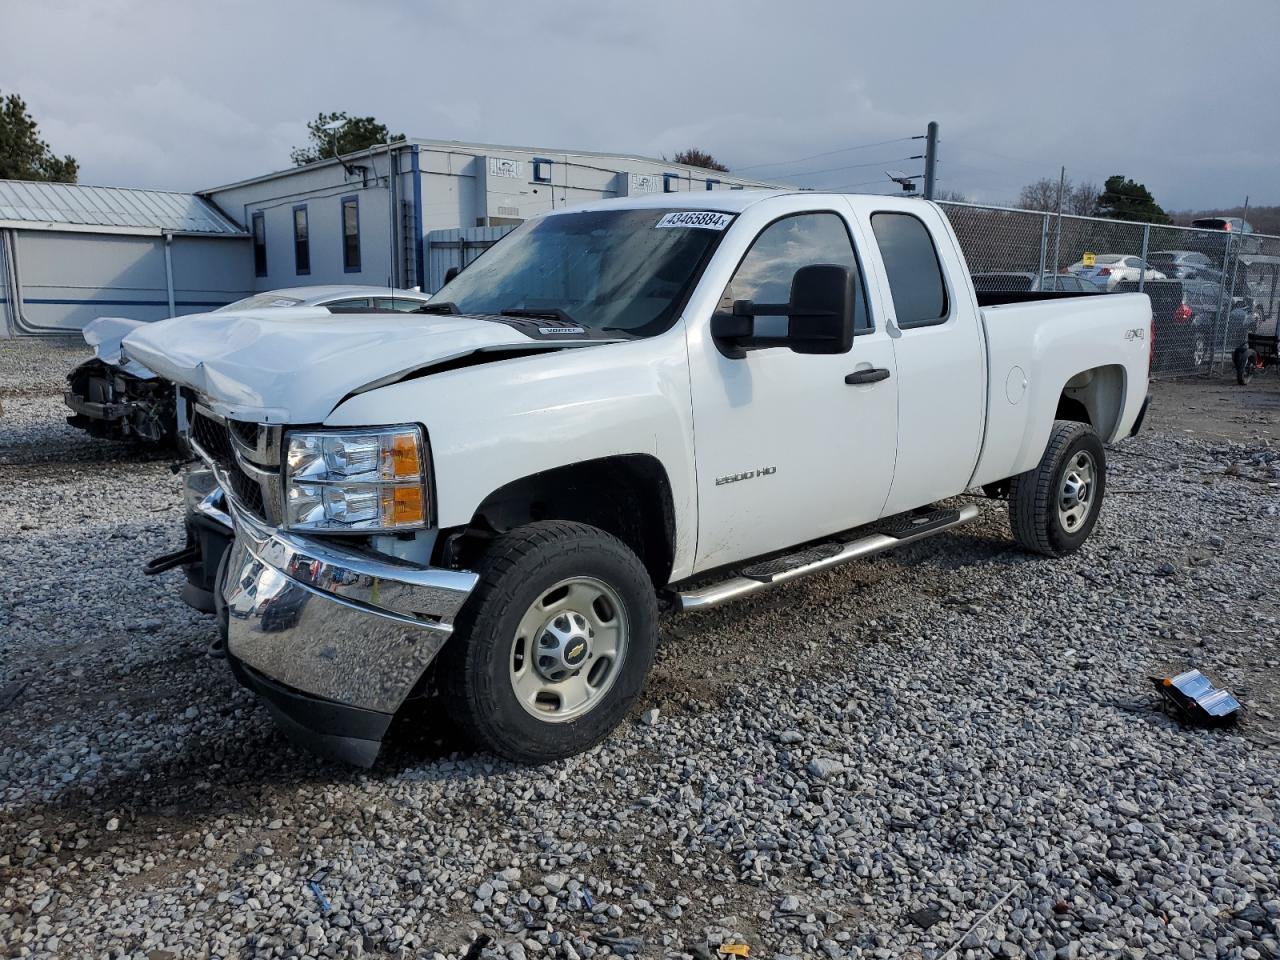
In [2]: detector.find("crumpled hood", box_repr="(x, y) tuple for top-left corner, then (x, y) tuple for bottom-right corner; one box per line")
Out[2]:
(120, 307), (556, 423)
(83, 316), (155, 378)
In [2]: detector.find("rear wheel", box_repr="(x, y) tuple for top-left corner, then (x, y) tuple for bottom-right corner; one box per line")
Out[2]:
(1008, 420), (1106, 557)
(1192, 331), (1209, 369)
(439, 521), (658, 763)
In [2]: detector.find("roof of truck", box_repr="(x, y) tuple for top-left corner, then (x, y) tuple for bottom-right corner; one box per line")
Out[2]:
(557, 189), (792, 216)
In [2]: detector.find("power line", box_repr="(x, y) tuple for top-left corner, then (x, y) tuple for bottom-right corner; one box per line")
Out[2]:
(731, 136), (919, 173)
(783, 155), (923, 180)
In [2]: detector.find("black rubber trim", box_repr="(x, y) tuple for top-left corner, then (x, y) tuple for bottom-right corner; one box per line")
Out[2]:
(880, 508), (962, 539)
(229, 657), (392, 767)
(1129, 393), (1151, 437)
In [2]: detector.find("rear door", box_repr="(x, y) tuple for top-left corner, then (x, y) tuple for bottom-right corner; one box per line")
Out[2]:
(854, 199), (985, 515)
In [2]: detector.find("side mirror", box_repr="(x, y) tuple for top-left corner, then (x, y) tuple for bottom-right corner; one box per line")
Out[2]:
(711, 264), (854, 357)
(443, 265), (460, 285)
(787, 263), (855, 355)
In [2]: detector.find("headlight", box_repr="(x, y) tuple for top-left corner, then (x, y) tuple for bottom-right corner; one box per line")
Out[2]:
(283, 426), (429, 532)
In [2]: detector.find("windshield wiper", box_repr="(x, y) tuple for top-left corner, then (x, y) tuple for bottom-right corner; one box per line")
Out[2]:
(417, 301), (460, 315)
(500, 307), (577, 325)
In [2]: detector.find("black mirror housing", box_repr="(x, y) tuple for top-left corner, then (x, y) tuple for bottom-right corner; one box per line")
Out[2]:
(787, 263), (854, 355)
(443, 265), (460, 284)
(711, 263), (855, 357)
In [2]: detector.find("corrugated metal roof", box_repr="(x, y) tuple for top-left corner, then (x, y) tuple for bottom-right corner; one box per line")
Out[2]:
(0, 179), (245, 236)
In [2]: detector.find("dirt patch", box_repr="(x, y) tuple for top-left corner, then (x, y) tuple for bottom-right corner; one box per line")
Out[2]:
(1148, 370), (1280, 443)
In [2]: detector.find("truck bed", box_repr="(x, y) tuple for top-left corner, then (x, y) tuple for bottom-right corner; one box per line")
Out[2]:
(975, 290), (1103, 308)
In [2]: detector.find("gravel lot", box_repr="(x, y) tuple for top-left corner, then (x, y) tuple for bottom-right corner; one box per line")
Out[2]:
(2, 339), (1278, 960)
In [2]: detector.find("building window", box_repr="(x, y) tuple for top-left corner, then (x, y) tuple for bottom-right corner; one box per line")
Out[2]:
(705, 178), (720, 190)
(252, 211), (267, 277)
(342, 195), (361, 273)
(663, 172), (679, 193)
(532, 158), (553, 183)
(292, 205), (310, 276)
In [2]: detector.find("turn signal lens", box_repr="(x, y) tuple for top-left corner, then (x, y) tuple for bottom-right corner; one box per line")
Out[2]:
(382, 485), (425, 527)
(386, 433), (423, 479)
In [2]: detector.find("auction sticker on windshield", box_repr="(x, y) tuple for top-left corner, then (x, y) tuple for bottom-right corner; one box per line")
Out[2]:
(655, 211), (733, 230)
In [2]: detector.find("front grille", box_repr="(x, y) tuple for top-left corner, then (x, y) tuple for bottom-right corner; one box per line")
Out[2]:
(190, 408), (277, 524)
(191, 410), (235, 463)
(228, 419), (260, 449)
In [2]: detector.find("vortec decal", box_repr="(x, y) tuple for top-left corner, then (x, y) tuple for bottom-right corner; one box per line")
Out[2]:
(656, 211), (733, 231)
(715, 466), (777, 486)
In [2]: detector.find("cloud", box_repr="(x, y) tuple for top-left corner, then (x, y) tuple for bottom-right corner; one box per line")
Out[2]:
(1, 0), (1277, 208)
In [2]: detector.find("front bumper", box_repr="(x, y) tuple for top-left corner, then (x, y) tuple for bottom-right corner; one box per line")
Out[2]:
(220, 496), (479, 719)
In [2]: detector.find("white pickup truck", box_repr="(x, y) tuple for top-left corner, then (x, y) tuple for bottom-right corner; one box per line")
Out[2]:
(125, 191), (1152, 767)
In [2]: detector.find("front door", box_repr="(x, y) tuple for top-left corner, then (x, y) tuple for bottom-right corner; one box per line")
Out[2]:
(685, 204), (899, 573)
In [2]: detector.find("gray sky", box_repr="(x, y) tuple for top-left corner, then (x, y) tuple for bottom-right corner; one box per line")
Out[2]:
(4, 0), (1278, 210)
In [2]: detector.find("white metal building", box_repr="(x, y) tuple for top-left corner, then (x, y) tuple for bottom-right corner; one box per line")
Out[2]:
(0, 180), (252, 336)
(201, 139), (783, 295)
(1, 140), (782, 336)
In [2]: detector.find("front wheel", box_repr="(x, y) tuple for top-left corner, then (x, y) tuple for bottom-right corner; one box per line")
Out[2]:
(1008, 420), (1106, 557)
(438, 521), (658, 763)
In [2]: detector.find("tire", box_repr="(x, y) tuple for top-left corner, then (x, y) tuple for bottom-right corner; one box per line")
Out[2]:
(1008, 420), (1106, 557)
(438, 521), (658, 763)
(1235, 347), (1256, 385)
(1192, 331), (1209, 369)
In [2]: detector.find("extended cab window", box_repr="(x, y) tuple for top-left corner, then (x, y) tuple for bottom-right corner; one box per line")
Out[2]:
(871, 212), (948, 327)
(720, 212), (870, 337)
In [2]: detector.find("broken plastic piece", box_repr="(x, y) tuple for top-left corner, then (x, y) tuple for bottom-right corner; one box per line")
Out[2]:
(1151, 669), (1240, 727)
(719, 945), (750, 958)
(307, 880), (331, 915)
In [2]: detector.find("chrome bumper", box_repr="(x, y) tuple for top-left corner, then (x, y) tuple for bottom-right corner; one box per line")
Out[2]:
(219, 494), (478, 715)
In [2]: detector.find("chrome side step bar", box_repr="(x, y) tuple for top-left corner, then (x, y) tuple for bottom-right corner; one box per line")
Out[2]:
(674, 504), (982, 612)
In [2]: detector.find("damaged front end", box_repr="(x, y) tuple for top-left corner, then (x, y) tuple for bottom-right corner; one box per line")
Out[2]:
(154, 401), (478, 766)
(64, 358), (178, 445)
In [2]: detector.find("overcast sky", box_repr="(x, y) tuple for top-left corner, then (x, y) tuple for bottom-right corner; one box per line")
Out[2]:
(4, 0), (1277, 211)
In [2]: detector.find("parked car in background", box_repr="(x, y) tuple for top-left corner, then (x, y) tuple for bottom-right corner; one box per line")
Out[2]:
(1191, 217), (1260, 254)
(1115, 278), (1251, 370)
(64, 286), (434, 446)
(971, 272), (1102, 294)
(1147, 250), (1220, 281)
(1068, 255), (1166, 291)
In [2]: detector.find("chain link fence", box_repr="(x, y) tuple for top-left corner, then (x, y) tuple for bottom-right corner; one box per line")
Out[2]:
(939, 201), (1280, 378)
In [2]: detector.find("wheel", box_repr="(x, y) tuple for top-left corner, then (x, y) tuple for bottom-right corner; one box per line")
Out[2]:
(1008, 420), (1106, 557)
(1192, 331), (1209, 369)
(438, 521), (658, 763)
(1234, 346), (1256, 385)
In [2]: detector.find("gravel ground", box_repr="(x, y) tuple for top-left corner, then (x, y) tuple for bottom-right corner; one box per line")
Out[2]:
(2, 341), (1278, 960)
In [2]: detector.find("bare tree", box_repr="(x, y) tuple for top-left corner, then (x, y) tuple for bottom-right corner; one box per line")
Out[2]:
(1017, 178), (1061, 212)
(1067, 182), (1100, 216)
(672, 148), (729, 172)
(934, 188), (970, 203)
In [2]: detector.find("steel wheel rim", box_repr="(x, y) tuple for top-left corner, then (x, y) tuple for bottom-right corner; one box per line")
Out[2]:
(509, 576), (628, 723)
(1057, 450), (1096, 533)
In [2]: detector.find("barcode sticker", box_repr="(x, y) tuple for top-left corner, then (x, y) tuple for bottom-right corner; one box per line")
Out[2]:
(655, 211), (733, 230)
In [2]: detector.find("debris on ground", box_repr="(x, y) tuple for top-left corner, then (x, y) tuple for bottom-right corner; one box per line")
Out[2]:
(1152, 669), (1242, 726)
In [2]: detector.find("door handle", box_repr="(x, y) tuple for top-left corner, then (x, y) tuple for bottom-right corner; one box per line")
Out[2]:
(845, 367), (891, 385)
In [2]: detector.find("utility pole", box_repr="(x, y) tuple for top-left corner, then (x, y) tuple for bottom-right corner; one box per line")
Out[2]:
(1051, 165), (1066, 278)
(923, 121), (939, 200)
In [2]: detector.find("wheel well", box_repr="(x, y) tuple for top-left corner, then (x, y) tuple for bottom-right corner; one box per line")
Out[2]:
(1058, 364), (1125, 440)
(446, 455), (676, 586)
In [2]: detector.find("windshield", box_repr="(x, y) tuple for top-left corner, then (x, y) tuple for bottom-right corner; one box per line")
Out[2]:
(216, 293), (305, 312)
(433, 208), (732, 336)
